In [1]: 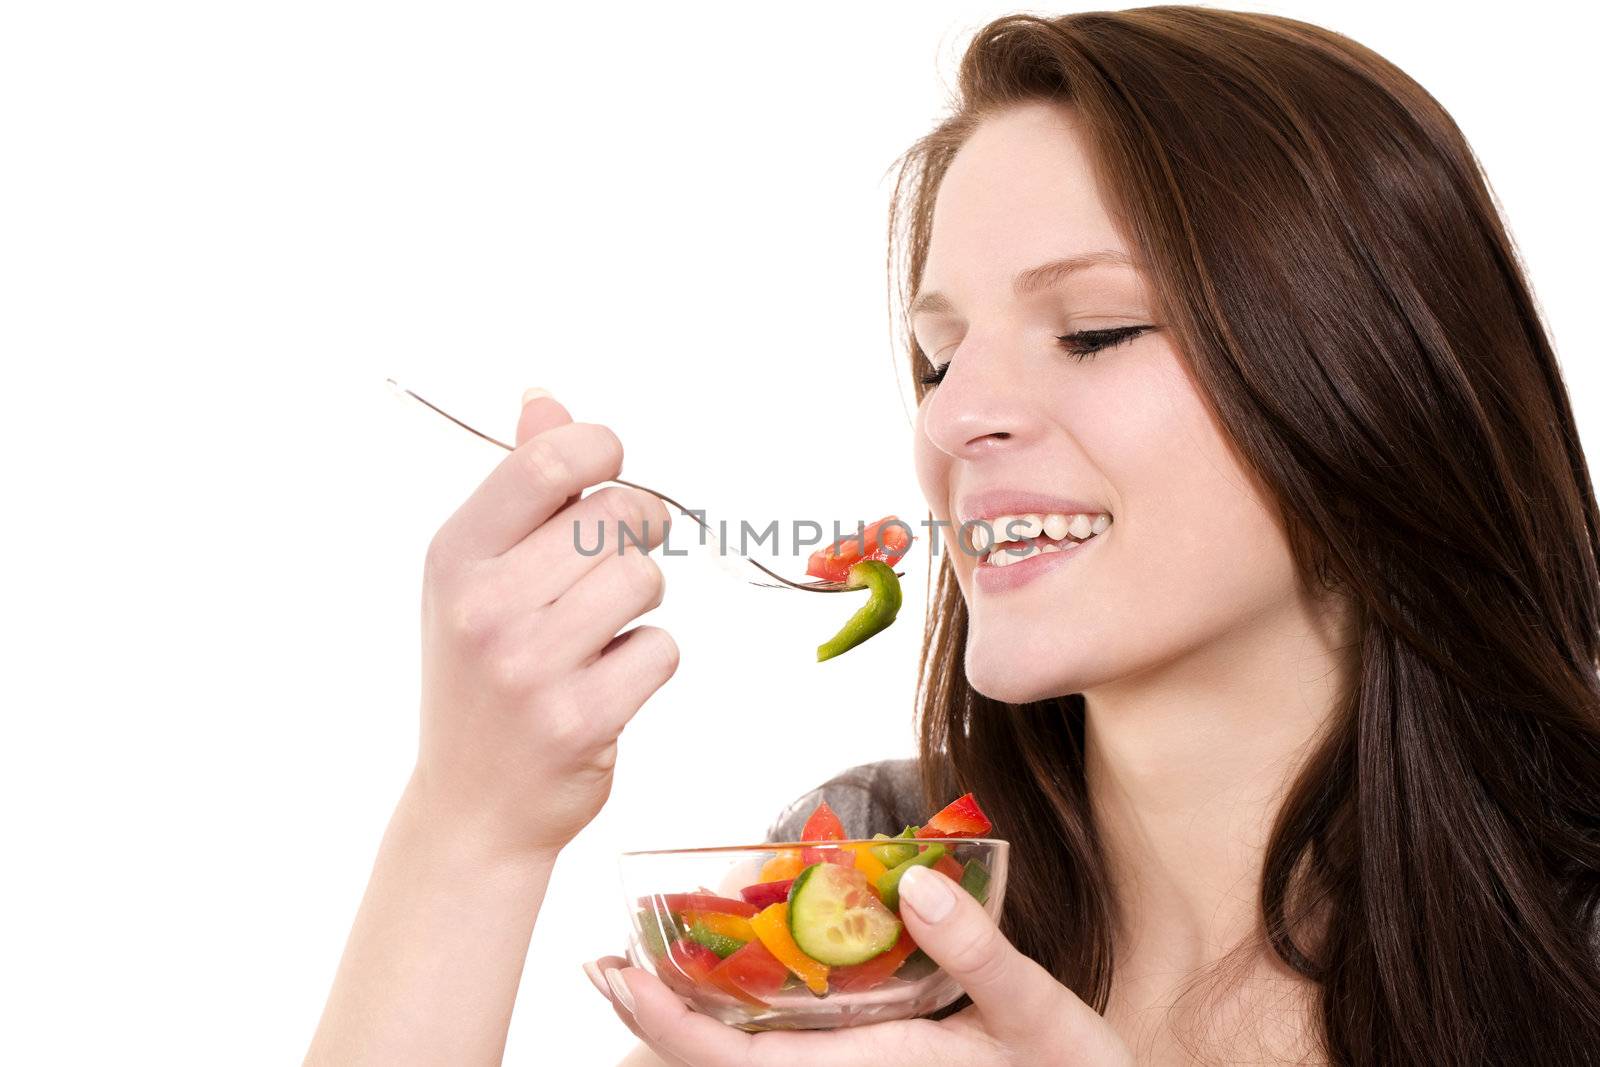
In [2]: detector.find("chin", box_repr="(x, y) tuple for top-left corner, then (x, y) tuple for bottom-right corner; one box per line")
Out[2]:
(963, 639), (1079, 705)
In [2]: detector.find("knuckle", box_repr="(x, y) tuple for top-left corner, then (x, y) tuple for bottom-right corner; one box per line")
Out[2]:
(584, 423), (625, 478)
(519, 436), (571, 493)
(423, 530), (462, 581)
(444, 585), (503, 651)
(598, 487), (648, 546)
(637, 627), (680, 680)
(634, 491), (671, 546)
(595, 486), (634, 526)
(948, 921), (1009, 984)
(568, 489), (631, 558)
(542, 692), (596, 751)
(484, 647), (539, 696)
(623, 551), (665, 605)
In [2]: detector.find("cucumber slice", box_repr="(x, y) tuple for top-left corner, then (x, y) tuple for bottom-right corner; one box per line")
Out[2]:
(787, 862), (902, 966)
(958, 859), (991, 904)
(875, 842), (947, 911)
(683, 921), (746, 959)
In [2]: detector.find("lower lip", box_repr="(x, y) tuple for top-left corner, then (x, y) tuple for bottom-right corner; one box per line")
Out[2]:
(972, 529), (1105, 593)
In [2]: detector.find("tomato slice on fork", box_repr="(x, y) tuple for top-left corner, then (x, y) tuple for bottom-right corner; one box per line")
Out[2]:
(806, 516), (913, 584)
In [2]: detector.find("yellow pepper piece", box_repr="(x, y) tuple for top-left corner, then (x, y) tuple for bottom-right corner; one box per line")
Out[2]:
(760, 848), (805, 882)
(679, 909), (756, 944)
(846, 842), (889, 884)
(750, 902), (829, 995)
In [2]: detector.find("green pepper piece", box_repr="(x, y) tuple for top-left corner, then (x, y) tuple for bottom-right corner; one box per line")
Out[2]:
(816, 559), (902, 662)
(958, 859), (991, 904)
(869, 826), (920, 868)
(875, 842), (947, 911)
(636, 906), (683, 959)
(683, 921), (747, 959)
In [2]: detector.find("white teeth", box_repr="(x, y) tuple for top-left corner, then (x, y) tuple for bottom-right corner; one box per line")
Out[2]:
(971, 508), (1113, 566)
(969, 522), (993, 555)
(997, 514), (1043, 540)
(979, 511), (1109, 542)
(999, 541), (1042, 566)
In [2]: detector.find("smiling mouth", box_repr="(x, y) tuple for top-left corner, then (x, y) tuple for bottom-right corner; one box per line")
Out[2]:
(971, 511), (1112, 567)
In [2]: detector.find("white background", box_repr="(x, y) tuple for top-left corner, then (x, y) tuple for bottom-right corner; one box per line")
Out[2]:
(1, 2), (1592, 1064)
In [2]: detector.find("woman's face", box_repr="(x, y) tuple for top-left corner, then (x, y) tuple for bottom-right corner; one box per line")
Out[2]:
(913, 101), (1305, 704)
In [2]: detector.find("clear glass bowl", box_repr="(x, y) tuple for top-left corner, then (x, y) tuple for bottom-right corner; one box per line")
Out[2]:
(618, 837), (1008, 1031)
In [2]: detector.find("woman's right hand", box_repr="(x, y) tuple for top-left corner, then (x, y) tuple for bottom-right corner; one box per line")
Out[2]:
(305, 391), (673, 1063)
(410, 390), (678, 860)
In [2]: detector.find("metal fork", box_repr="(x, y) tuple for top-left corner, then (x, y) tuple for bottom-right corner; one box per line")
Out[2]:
(386, 380), (898, 593)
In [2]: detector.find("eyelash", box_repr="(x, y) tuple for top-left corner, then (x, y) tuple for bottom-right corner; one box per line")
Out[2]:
(918, 325), (1155, 387)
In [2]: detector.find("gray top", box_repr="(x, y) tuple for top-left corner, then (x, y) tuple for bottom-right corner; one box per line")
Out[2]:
(766, 757), (929, 842)
(771, 760), (1600, 981)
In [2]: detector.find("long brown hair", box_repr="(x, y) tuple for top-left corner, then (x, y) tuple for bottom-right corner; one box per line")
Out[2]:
(891, 8), (1600, 1063)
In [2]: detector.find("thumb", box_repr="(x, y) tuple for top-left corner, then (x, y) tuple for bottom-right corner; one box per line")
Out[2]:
(516, 388), (584, 512)
(895, 864), (1101, 1049)
(516, 386), (573, 445)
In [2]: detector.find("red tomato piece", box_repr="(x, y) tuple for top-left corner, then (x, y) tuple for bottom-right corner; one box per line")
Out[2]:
(806, 516), (913, 584)
(706, 939), (790, 1008)
(932, 853), (964, 884)
(916, 793), (993, 838)
(646, 892), (759, 918)
(739, 878), (795, 909)
(662, 938), (721, 987)
(800, 799), (846, 841)
(827, 927), (919, 992)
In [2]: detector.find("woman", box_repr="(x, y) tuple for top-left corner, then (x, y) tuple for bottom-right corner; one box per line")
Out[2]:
(307, 7), (1600, 1065)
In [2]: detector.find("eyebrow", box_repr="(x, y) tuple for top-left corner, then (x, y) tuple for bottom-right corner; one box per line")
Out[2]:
(910, 248), (1139, 318)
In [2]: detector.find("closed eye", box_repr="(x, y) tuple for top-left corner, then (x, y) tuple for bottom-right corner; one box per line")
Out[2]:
(1057, 324), (1156, 361)
(919, 324), (1156, 386)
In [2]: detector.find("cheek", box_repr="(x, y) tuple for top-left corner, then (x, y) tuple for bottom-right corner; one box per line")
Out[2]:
(963, 347), (1300, 702)
(1101, 353), (1296, 630)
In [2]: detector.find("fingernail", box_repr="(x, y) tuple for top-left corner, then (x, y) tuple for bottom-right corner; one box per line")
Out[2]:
(899, 864), (955, 923)
(604, 967), (636, 1014)
(582, 960), (607, 997)
(522, 387), (552, 406)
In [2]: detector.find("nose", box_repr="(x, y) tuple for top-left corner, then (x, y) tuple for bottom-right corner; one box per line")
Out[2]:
(919, 339), (1043, 459)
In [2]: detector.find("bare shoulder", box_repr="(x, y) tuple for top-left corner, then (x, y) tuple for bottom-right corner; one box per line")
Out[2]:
(765, 756), (931, 842)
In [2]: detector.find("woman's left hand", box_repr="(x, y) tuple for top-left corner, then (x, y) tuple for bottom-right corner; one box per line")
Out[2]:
(584, 864), (1134, 1066)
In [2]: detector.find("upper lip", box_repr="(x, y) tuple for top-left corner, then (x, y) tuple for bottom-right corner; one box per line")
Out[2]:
(954, 489), (1109, 529)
